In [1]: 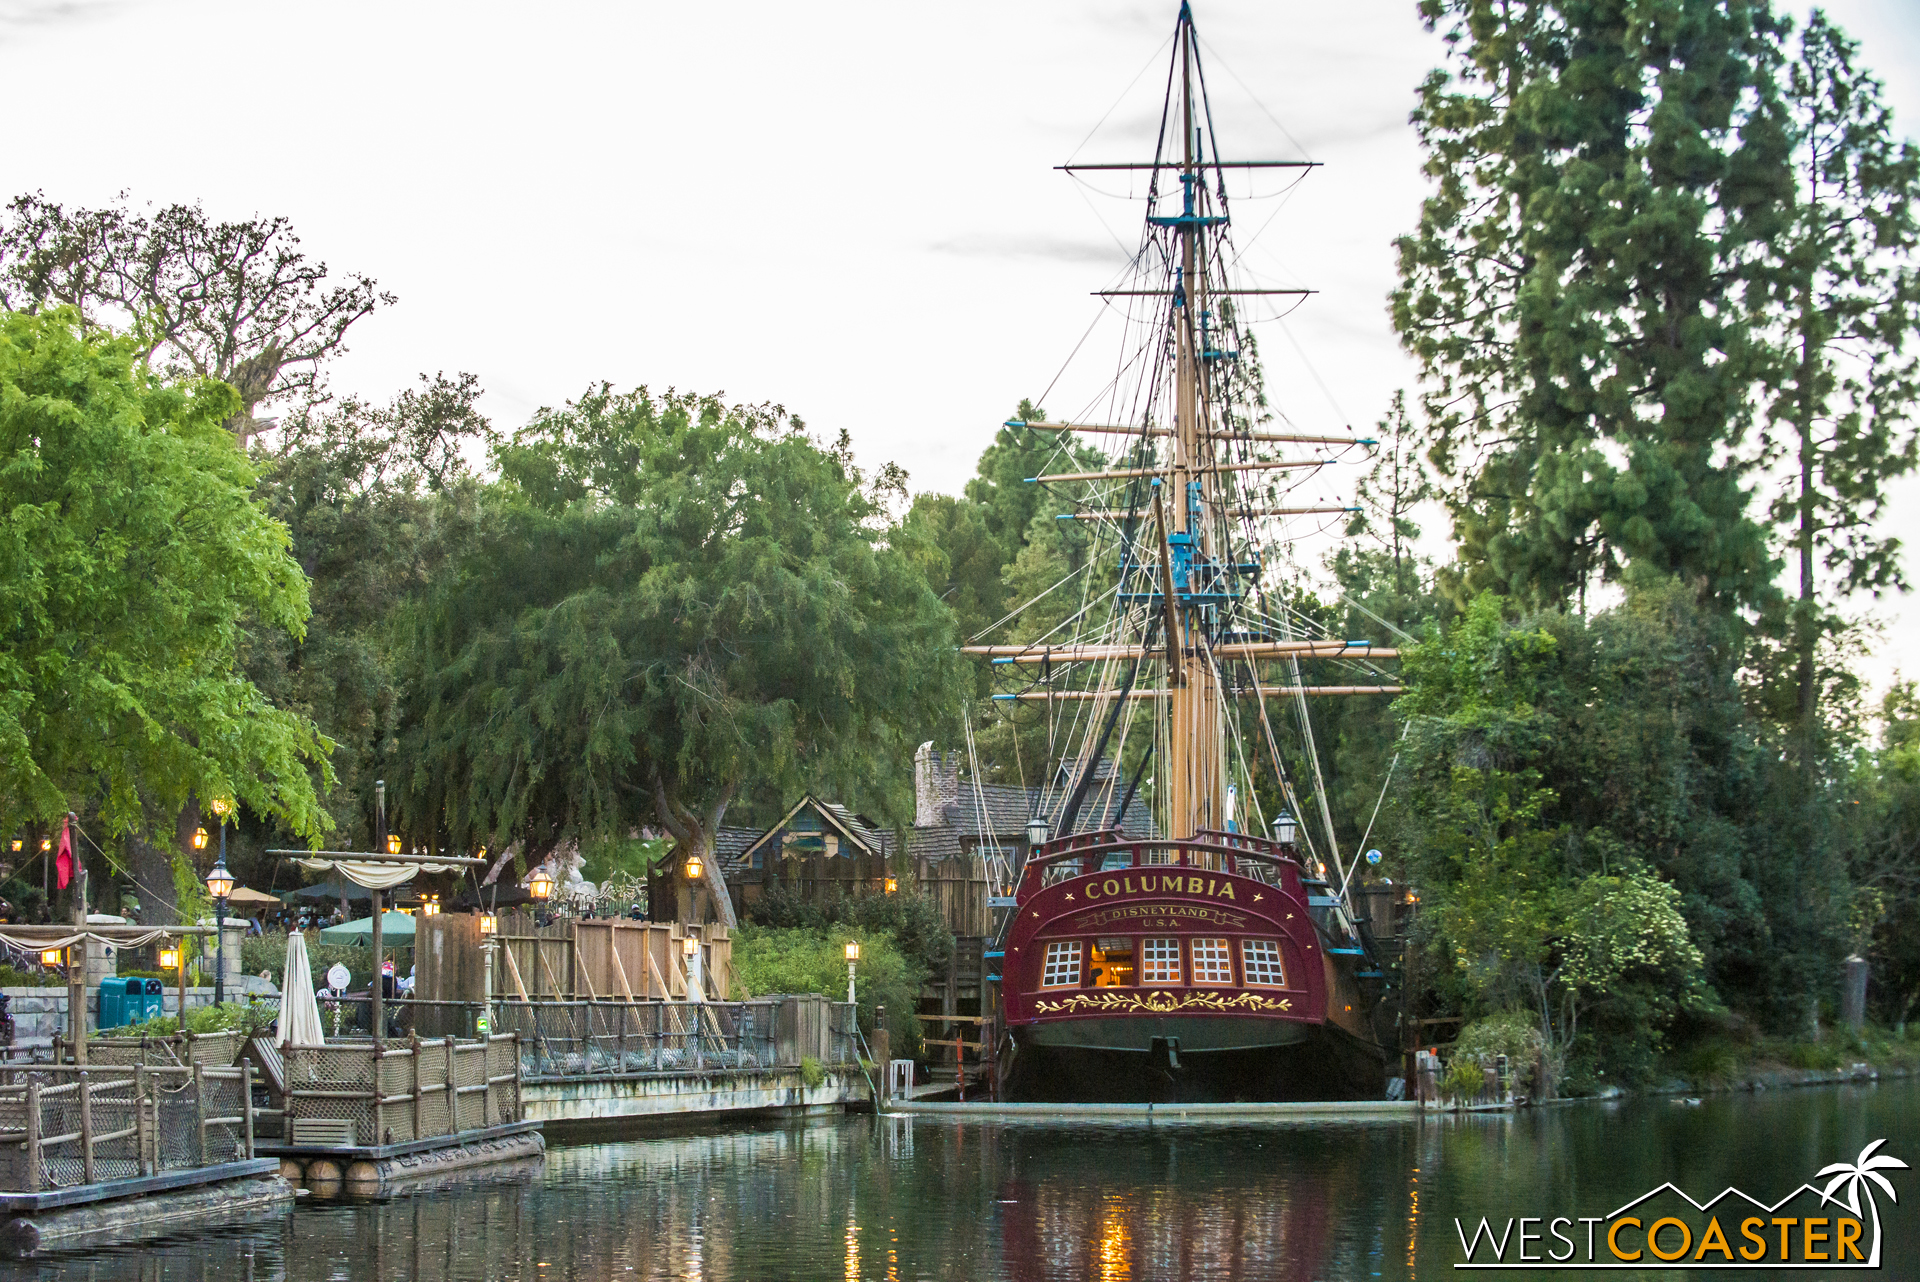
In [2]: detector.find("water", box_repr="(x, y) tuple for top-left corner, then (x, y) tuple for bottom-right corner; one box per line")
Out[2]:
(10, 1080), (1917, 1281)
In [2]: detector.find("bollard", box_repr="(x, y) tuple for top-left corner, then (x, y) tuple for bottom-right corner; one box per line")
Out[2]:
(1843, 955), (1869, 1033)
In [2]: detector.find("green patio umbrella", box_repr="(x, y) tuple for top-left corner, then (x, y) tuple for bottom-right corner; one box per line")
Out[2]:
(317, 910), (417, 944)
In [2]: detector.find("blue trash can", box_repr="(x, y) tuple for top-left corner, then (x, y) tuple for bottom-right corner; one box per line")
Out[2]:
(97, 977), (140, 1030)
(140, 978), (166, 1021)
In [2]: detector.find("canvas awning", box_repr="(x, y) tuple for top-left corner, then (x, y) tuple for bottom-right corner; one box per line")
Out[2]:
(279, 880), (372, 904)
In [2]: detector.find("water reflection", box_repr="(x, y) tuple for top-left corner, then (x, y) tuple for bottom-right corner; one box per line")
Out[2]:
(0, 1080), (1911, 1281)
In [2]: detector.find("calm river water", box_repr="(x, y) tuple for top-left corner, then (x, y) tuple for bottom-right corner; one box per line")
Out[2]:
(9, 1079), (1917, 1281)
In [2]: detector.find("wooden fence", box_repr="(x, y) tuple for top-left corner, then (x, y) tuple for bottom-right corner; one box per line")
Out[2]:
(0, 1063), (255, 1192)
(257, 1034), (520, 1149)
(414, 914), (734, 1014)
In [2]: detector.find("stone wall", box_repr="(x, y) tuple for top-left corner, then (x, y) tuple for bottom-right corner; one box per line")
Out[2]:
(3, 986), (250, 1050)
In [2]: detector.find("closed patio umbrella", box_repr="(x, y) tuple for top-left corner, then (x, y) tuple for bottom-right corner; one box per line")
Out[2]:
(276, 930), (326, 1047)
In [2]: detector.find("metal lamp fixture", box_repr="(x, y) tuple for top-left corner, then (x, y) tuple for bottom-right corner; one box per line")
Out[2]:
(478, 912), (497, 936)
(1273, 813), (1297, 846)
(205, 856), (234, 900)
(421, 896), (441, 917)
(527, 868), (554, 900)
(40, 947), (63, 968)
(158, 946), (180, 970)
(386, 833), (403, 855)
(844, 939), (860, 1005)
(681, 935), (699, 959)
(884, 876), (898, 894)
(683, 852), (705, 882)
(1026, 816), (1050, 849)
(191, 827), (209, 851)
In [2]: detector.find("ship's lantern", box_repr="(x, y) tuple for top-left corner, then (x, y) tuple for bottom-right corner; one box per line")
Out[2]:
(1026, 816), (1050, 849)
(1273, 814), (1297, 846)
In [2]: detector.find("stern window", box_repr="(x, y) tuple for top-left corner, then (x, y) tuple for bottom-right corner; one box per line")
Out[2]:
(1041, 941), (1083, 988)
(1191, 937), (1233, 986)
(1142, 938), (1182, 985)
(1242, 938), (1286, 987)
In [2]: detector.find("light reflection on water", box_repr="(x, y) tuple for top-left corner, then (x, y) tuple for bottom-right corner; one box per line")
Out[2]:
(3, 1079), (1914, 1281)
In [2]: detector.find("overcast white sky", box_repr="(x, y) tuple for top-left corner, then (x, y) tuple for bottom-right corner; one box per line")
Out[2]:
(4, 0), (1917, 692)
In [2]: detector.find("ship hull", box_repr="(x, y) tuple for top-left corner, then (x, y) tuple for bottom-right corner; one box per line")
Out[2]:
(992, 832), (1387, 1102)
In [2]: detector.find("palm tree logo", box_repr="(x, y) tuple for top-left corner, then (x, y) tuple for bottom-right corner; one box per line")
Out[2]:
(1817, 1138), (1909, 1267)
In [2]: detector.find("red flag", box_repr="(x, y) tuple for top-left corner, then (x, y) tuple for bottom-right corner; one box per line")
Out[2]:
(54, 818), (72, 890)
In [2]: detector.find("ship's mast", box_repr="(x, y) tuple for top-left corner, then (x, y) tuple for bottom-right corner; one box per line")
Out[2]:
(1166, 13), (1222, 839)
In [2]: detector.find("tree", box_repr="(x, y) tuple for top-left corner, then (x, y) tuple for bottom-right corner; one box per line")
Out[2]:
(1755, 11), (1920, 758)
(962, 399), (1105, 572)
(393, 385), (963, 926)
(0, 309), (332, 916)
(0, 193), (393, 443)
(240, 373), (493, 855)
(1392, 0), (1790, 613)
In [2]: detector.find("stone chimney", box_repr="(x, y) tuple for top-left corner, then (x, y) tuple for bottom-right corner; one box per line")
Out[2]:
(914, 742), (960, 827)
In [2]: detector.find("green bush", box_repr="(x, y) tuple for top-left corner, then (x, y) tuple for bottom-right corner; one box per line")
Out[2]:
(799, 1056), (826, 1089)
(0, 963), (64, 988)
(104, 1001), (277, 1039)
(730, 924), (924, 1056)
(745, 886), (954, 985)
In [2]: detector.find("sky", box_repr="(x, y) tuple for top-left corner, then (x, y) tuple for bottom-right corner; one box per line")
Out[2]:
(3, 0), (1917, 691)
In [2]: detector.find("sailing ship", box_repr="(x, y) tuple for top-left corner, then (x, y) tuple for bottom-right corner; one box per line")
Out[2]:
(972, 3), (1399, 1102)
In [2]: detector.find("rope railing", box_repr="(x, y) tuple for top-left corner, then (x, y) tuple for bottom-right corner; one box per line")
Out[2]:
(0, 1063), (254, 1193)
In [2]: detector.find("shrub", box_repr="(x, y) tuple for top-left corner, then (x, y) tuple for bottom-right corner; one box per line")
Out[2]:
(799, 1056), (826, 1089)
(730, 924), (924, 1056)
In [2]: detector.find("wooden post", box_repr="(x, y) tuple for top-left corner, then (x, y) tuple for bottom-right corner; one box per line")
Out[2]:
(444, 1038), (458, 1135)
(135, 1065), (151, 1176)
(24, 1077), (40, 1193)
(873, 1006), (890, 1106)
(71, 848), (88, 1067)
(240, 1064), (254, 1157)
(372, 1045), (384, 1146)
(369, 887), (385, 1044)
(192, 1065), (207, 1165)
(176, 939), (187, 1030)
(410, 1033), (423, 1140)
(78, 1071), (95, 1185)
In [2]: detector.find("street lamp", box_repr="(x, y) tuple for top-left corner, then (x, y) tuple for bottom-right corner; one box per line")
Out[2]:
(191, 828), (208, 851)
(206, 854), (233, 1006)
(478, 912), (496, 936)
(386, 833), (403, 855)
(884, 876), (898, 895)
(527, 867), (554, 900)
(40, 947), (64, 969)
(421, 896), (441, 917)
(683, 851), (704, 882)
(158, 945), (180, 971)
(845, 939), (860, 1006)
(1026, 816), (1049, 850)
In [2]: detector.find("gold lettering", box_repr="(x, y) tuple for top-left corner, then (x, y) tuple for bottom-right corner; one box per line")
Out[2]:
(1218, 883), (1235, 900)
(1086, 882), (1102, 900)
(1738, 1218), (1767, 1261)
(1693, 1218), (1733, 1262)
(1646, 1218), (1691, 1263)
(1206, 879), (1217, 897)
(1188, 877), (1204, 894)
(1770, 1219), (1797, 1261)
(1836, 1218), (1863, 1261)
(1104, 879), (1120, 897)
(1607, 1218), (1641, 1262)
(1123, 877), (1136, 894)
(1163, 875), (1183, 892)
(1803, 1219), (1828, 1262)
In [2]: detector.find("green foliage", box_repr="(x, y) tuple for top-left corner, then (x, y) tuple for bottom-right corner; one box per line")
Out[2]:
(393, 387), (963, 918)
(744, 885), (954, 996)
(798, 1056), (826, 1088)
(1393, 0), (1788, 612)
(240, 930), (397, 992)
(1452, 1010), (1545, 1070)
(0, 963), (62, 988)
(105, 1000), (276, 1039)
(0, 308), (332, 837)
(730, 923), (924, 1056)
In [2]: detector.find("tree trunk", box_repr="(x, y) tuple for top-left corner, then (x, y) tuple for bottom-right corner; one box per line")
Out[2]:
(125, 830), (180, 926)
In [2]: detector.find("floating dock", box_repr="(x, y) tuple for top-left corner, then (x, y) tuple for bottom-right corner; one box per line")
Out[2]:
(886, 1099), (1422, 1121)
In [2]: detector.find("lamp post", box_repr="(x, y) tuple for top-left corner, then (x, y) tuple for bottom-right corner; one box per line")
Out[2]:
(206, 853), (233, 1006)
(477, 909), (497, 1036)
(845, 939), (860, 1006)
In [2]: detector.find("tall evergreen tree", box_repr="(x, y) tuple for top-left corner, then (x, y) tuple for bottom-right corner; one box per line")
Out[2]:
(1392, 0), (1792, 612)
(1754, 11), (1920, 759)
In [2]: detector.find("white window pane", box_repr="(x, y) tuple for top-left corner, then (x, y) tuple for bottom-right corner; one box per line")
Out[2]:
(1042, 941), (1082, 988)
(1191, 938), (1232, 985)
(1142, 938), (1181, 985)
(1242, 938), (1285, 987)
